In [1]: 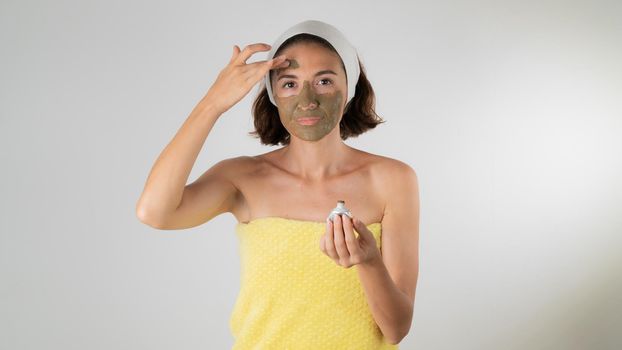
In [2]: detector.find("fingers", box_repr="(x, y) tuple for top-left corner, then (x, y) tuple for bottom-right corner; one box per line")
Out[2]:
(353, 217), (375, 245)
(322, 215), (363, 268)
(243, 55), (289, 80)
(332, 214), (351, 265)
(323, 218), (338, 261)
(229, 45), (241, 64)
(342, 215), (362, 264)
(269, 56), (290, 70)
(234, 43), (272, 65)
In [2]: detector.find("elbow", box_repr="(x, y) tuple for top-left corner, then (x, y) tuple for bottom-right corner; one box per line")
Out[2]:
(136, 205), (147, 223)
(386, 308), (413, 345)
(135, 198), (149, 223)
(386, 328), (409, 346)
(386, 336), (400, 346)
(136, 205), (165, 229)
(136, 203), (151, 225)
(386, 331), (406, 346)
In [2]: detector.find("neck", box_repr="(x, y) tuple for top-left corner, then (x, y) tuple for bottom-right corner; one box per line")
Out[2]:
(278, 127), (351, 181)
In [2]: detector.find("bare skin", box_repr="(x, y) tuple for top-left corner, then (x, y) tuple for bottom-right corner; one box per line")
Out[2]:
(226, 42), (388, 224)
(228, 147), (389, 225)
(136, 41), (419, 343)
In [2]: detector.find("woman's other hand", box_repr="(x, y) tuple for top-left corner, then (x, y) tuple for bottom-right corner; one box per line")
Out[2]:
(320, 214), (382, 268)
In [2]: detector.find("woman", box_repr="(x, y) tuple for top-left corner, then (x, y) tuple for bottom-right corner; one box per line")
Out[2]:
(137, 20), (419, 349)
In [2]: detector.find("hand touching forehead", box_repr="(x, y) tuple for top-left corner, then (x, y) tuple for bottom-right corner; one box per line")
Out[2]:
(271, 43), (347, 99)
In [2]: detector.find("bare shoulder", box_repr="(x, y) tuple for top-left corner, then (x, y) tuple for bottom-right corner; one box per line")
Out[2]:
(356, 151), (418, 201)
(207, 155), (261, 175)
(356, 150), (417, 180)
(380, 156), (417, 179)
(204, 152), (275, 186)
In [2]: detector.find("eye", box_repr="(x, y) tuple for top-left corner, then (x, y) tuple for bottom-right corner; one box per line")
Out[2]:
(282, 81), (295, 89)
(318, 78), (333, 86)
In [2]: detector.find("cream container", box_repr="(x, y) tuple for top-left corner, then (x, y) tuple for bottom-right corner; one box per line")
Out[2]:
(327, 200), (353, 222)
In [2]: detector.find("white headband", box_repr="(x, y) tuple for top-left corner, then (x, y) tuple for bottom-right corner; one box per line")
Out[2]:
(263, 20), (360, 107)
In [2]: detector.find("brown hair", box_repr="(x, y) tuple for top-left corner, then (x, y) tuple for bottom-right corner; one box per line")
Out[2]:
(248, 33), (386, 146)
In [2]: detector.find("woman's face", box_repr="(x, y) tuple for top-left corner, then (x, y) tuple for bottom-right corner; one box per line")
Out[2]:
(270, 42), (348, 142)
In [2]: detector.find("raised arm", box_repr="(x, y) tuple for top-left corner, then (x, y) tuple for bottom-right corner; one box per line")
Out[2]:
(136, 43), (288, 229)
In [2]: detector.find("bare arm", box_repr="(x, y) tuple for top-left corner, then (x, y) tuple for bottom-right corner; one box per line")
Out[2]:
(135, 43), (288, 229)
(135, 100), (230, 229)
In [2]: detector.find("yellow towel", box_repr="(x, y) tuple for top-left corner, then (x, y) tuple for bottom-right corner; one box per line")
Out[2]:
(230, 216), (398, 349)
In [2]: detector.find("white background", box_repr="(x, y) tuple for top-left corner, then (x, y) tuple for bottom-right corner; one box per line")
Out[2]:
(1, 0), (620, 349)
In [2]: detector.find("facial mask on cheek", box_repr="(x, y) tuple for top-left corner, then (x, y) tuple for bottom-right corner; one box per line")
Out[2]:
(263, 20), (360, 107)
(275, 81), (344, 142)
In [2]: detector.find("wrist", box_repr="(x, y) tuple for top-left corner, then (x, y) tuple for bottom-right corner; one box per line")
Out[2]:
(361, 250), (383, 269)
(199, 92), (227, 114)
(195, 97), (226, 120)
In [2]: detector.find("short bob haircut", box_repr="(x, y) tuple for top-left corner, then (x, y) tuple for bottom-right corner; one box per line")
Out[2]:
(249, 33), (385, 146)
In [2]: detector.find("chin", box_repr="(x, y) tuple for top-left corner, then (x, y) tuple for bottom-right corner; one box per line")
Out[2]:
(298, 135), (325, 142)
(290, 132), (327, 142)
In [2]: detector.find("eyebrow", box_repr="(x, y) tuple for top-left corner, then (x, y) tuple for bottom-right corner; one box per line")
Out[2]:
(276, 70), (338, 81)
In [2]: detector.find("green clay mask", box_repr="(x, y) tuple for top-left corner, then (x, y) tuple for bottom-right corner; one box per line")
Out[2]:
(273, 62), (345, 142)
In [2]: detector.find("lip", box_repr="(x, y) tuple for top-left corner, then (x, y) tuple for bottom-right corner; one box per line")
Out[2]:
(296, 116), (321, 125)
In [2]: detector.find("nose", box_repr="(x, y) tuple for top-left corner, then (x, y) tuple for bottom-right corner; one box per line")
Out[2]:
(297, 81), (318, 111)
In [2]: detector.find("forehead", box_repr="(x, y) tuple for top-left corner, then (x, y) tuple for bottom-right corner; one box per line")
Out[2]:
(274, 42), (343, 75)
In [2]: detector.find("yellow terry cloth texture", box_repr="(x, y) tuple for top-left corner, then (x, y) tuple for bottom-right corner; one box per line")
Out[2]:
(230, 216), (398, 349)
